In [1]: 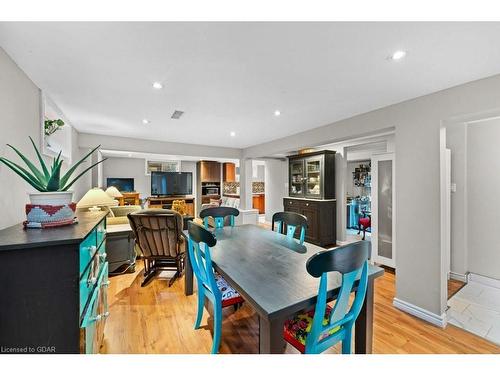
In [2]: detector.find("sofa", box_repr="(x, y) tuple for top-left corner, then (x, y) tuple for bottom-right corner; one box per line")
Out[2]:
(107, 205), (142, 225)
(105, 205), (142, 274)
(200, 196), (240, 227)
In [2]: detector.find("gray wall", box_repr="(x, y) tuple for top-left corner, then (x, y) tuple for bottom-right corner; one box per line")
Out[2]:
(243, 73), (500, 316)
(0, 47), (89, 229)
(101, 157), (197, 202)
(467, 118), (500, 280)
(264, 159), (287, 223)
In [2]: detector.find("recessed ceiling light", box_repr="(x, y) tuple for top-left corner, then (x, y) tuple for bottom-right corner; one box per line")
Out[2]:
(152, 82), (163, 89)
(390, 50), (407, 61)
(274, 110), (281, 116)
(142, 119), (150, 125)
(230, 131), (236, 137)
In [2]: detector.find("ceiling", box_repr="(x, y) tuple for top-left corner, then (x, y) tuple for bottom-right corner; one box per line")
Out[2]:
(2, 22), (500, 149)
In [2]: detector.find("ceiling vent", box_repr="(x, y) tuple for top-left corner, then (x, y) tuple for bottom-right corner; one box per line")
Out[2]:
(171, 110), (184, 119)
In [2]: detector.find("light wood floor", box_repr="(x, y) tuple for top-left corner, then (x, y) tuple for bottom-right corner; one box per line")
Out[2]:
(101, 262), (500, 354)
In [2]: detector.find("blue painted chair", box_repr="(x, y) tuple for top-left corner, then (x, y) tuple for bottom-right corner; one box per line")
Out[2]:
(271, 211), (308, 245)
(199, 206), (240, 229)
(283, 241), (370, 354)
(187, 221), (244, 354)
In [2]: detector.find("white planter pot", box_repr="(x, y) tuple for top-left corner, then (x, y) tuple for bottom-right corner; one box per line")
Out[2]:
(29, 191), (74, 206)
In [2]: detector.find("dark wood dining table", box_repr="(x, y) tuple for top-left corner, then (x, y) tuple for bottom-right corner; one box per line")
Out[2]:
(182, 224), (384, 354)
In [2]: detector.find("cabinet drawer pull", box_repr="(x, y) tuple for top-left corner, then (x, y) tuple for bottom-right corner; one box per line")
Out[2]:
(306, 203), (309, 206)
(289, 201), (292, 205)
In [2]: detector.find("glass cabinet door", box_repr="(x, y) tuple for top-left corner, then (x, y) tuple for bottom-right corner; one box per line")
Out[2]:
(289, 160), (304, 196)
(305, 157), (322, 198)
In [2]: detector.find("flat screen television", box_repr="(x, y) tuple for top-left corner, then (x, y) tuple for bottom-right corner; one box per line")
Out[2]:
(151, 172), (193, 196)
(106, 178), (135, 192)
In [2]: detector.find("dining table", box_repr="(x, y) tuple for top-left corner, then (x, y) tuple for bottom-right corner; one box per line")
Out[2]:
(182, 224), (384, 354)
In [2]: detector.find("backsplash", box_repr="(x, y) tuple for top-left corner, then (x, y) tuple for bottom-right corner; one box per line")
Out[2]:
(253, 182), (264, 193)
(223, 182), (239, 194)
(223, 182), (265, 194)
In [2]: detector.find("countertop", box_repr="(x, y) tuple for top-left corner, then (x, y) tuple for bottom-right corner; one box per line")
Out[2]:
(223, 193), (265, 197)
(0, 211), (107, 252)
(284, 196), (336, 202)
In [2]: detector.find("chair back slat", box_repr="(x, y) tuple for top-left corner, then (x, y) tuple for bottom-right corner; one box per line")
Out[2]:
(304, 241), (370, 353)
(271, 211), (308, 244)
(187, 221), (219, 297)
(200, 206), (239, 228)
(128, 209), (183, 258)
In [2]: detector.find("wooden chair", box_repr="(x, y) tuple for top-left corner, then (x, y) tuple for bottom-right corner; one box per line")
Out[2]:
(187, 221), (244, 354)
(271, 211), (308, 245)
(283, 241), (370, 354)
(199, 206), (239, 228)
(127, 209), (185, 287)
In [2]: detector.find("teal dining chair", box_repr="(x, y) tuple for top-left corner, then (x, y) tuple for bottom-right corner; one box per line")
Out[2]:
(200, 206), (240, 229)
(187, 221), (244, 354)
(271, 211), (308, 245)
(283, 241), (370, 354)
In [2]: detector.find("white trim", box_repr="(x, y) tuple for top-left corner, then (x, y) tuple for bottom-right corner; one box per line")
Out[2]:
(468, 273), (500, 289)
(449, 271), (468, 283)
(393, 298), (447, 328)
(371, 152), (396, 268)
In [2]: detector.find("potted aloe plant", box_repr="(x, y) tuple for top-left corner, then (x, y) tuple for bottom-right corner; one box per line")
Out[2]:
(0, 136), (105, 207)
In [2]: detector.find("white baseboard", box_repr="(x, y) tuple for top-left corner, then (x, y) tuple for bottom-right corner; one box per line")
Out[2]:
(468, 273), (500, 289)
(449, 271), (468, 283)
(393, 298), (447, 328)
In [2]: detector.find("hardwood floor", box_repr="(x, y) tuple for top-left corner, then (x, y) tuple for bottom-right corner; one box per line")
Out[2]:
(101, 262), (500, 354)
(448, 278), (466, 299)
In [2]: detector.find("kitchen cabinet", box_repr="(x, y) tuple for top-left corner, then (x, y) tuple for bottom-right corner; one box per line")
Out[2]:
(252, 194), (265, 214)
(223, 162), (236, 182)
(283, 197), (336, 247)
(288, 150), (336, 200)
(199, 161), (221, 182)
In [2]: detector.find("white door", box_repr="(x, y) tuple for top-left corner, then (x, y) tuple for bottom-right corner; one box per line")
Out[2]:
(371, 153), (396, 268)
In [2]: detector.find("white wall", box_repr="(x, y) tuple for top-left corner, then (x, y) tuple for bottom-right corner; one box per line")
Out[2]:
(467, 118), (500, 280)
(79, 133), (241, 159)
(0, 47), (89, 229)
(101, 156), (197, 202)
(264, 159), (287, 223)
(243, 73), (500, 317)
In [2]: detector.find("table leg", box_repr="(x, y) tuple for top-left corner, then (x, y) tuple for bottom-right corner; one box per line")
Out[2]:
(355, 276), (375, 354)
(184, 243), (193, 296)
(259, 316), (286, 354)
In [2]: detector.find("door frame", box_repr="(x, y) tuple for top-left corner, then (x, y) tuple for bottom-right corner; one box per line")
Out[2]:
(371, 152), (396, 268)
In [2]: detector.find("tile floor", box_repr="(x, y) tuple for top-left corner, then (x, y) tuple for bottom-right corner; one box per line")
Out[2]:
(448, 280), (500, 345)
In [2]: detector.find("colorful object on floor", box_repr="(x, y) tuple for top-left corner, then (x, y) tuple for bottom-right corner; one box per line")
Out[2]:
(271, 211), (308, 245)
(24, 202), (76, 228)
(187, 221), (243, 354)
(283, 241), (370, 354)
(284, 305), (340, 352)
(171, 199), (188, 216)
